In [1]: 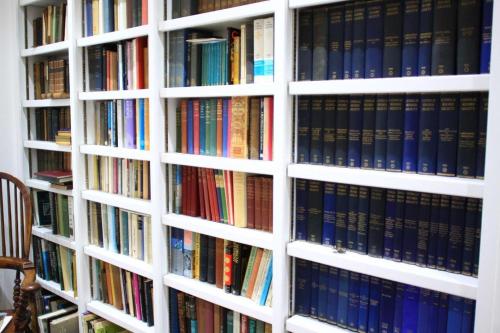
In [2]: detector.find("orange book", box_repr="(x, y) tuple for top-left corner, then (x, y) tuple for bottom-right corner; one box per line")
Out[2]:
(104, 263), (113, 304)
(135, 37), (147, 89)
(144, 47), (149, 88)
(193, 100), (200, 154)
(245, 248), (263, 298)
(181, 100), (188, 153)
(263, 97), (273, 161)
(141, 0), (148, 25)
(216, 98), (223, 156)
(196, 298), (204, 332)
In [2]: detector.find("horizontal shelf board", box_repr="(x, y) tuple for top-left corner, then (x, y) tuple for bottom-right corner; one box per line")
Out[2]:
(163, 213), (274, 250)
(287, 241), (478, 300)
(286, 315), (349, 333)
(78, 25), (150, 47)
(163, 274), (273, 323)
(289, 74), (490, 95)
(26, 178), (73, 196)
(84, 245), (153, 279)
(80, 145), (151, 161)
(159, 1), (274, 31)
(289, 0), (348, 9)
(24, 140), (72, 152)
(37, 277), (77, 304)
(161, 153), (275, 175)
(160, 84), (275, 98)
(79, 89), (150, 100)
(86, 301), (154, 333)
(32, 226), (75, 250)
(20, 0), (61, 6)
(81, 190), (152, 215)
(21, 41), (69, 57)
(288, 164), (484, 198)
(22, 99), (70, 108)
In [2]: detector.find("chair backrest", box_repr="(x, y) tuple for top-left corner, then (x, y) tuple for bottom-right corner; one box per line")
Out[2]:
(0, 172), (32, 260)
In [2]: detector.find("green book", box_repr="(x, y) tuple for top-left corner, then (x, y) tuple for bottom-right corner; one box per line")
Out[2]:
(240, 247), (257, 295)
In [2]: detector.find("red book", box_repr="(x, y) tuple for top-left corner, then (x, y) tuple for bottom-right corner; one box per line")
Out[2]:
(266, 177), (273, 232)
(132, 273), (142, 320)
(206, 169), (220, 222)
(264, 97), (274, 161)
(181, 166), (187, 215)
(201, 168), (212, 221)
(34, 170), (72, 183)
(193, 99), (200, 154)
(192, 167), (199, 216)
(205, 300), (214, 333)
(224, 242), (233, 292)
(135, 37), (147, 89)
(254, 177), (263, 230)
(246, 176), (255, 229)
(188, 167), (194, 216)
(216, 98), (223, 157)
(197, 168), (206, 219)
(241, 314), (248, 333)
(196, 299), (203, 332)
(261, 177), (271, 232)
(181, 101), (188, 153)
(141, 0), (148, 25)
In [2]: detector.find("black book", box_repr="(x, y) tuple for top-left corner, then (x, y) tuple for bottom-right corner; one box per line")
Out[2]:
(199, 234), (208, 282)
(383, 0), (403, 77)
(298, 9), (314, 78)
(361, 95), (376, 169)
(310, 261), (320, 318)
(335, 96), (350, 166)
(139, 275), (148, 323)
(310, 97), (324, 164)
(327, 5), (344, 79)
(436, 195), (450, 270)
(462, 198), (478, 275)
(473, 201), (482, 277)
(456, 0), (481, 74)
(457, 93), (479, 178)
(144, 279), (154, 326)
(36, 191), (52, 226)
(416, 193), (431, 266)
(356, 186), (370, 253)
(447, 196), (466, 273)
(386, 95), (405, 171)
(475, 93), (488, 178)
(402, 0), (420, 76)
(207, 236), (216, 284)
(343, 3), (354, 79)
(335, 184), (349, 248)
(383, 189), (397, 259)
(352, 1), (366, 78)
(231, 242), (241, 295)
(297, 97), (311, 163)
(307, 181), (324, 243)
(426, 194), (441, 268)
(368, 188), (386, 257)
(402, 191), (420, 264)
(323, 97), (337, 165)
(436, 94), (459, 176)
(374, 95), (388, 170)
(392, 191), (406, 262)
(347, 185), (359, 250)
(431, 0), (458, 75)
(348, 96), (363, 167)
(313, 6), (329, 80)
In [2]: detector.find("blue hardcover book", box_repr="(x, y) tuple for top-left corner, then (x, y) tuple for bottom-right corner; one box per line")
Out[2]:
(417, 94), (439, 174)
(295, 179), (308, 241)
(348, 96), (364, 167)
(328, 5), (344, 79)
(457, 0), (481, 74)
(102, 0), (112, 33)
(393, 283), (405, 333)
(438, 293), (449, 333)
(323, 97), (337, 165)
(169, 289), (180, 333)
(307, 181), (324, 243)
(386, 95), (405, 171)
(374, 95), (388, 170)
(187, 100), (194, 154)
(171, 228), (184, 275)
(297, 97), (311, 163)
(310, 97), (324, 164)
(447, 296), (464, 333)
(199, 100), (206, 155)
(428, 291), (441, 333)
(138, 99), (145, 150)
(318, 264), (329, 321)
(335, 96), (350, 166)
(437, 94), (459, 176)
(436, 195), (451, 270)
(417, 288), (432, 333)
(352, 2), (366, 78)
(343, 3), (354, 79)
(379, 280), (395, 333)
(431, 0), (458, 75)
(108, 207), (118, 253)
(402, 0), (420, 76)
(402, 191), (420, 264)
(85, 0), (93, 37)
(259, 259), (272, 305)
(418, 0), (433, 75)
(327, 267), (339, 324)
(298, 9), (313, 80)
(222, 99), (229, 157)
(447, 196), (466, 273)
(365, 1), (384, 78)
(322, 182), (336, 246)
(356, 186), (370, 253)
(358, 274), (370, 332)
(121, 211), (129, 255)
(461, 298), (475, 333)
(383, 0), (403, 77)
(474, 202), (482, 276)
(396, 194), (408, 260)
(313, 6), (329, 80)
(368, 277), (381, 333)
(402, 95), (419, 172)
(361, 96), (376, 168)
(209, 99), (217, 156)
(426, 194), (441, 268)
(337, 269), (350, 328)
(462, 198), (478, 275)
(295, 258), (311, 315)
(480, 0), (493, 73)
(310, 262), (320, 318)
(402, 285), (420, 332)
(476, 93), (488, 178)
(417, 193), (431, 266)
(347, 185), (359, 250)
(335, 184), (349, 248)
(383, 190), (397, 259)
(347, 272), (360, 331)
(457, 93), (479, 177)
(368, 188), (386, 257)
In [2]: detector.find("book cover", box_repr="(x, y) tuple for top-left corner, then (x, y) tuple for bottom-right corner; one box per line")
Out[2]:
(417, 94), (439, 174)
(476, 93), (488, 178)
(348, 96), (363, 167)
(480, 0), (493, 73)
(402, 0), (420, 76)
(322, 182), (336, 246)
(386, 95), (405, 171)
(295, 179), (308, 240)
(374, 95), (388, 170)
(402, 191), (420, 264)
(437, 94), (459, 176)
(327, 5), (344, 79)
(417, 288), (432, 333)
(358, 274), (370, 332)
(418, 0), (433, 75)
(367, 277), (380, 333)
(426, 194), (441, 268)
(335, 184), (348, 249)
(335, 96), (349, 166)
(343, 3), (354, 79)
(323, 97), (337, 165)
(310, 96), (324, 164)
(382, 0), (403, 77)
(431, 0), (458, 75)
(337, 269), (349, 328)
(457, 93), (479, 178)
(318, 264), (329, 320)
(438, 293), (449, 332)
(347, 272), (360, 330)
(417, 193), (431, 266)
(365, 1), (383, 78)
(356, 186), (370, 254)
(310, 261), (320, 318)
(368, 188), (386, 257)
(402, 95), (419, 172)
(447, 296), (463, 332)
(447, 196), (466, 273)
(297, 97), (311, 163)
(436, 195), (450, 270)
(379, 279), (395, 333)
(456, 0), (481, 74)
(393, 282), (405, 333)
(307, 180), (324, 243)
(462, 198), (478, 275)
(361, 95), (376, 169)
(351, 1), (366, 79)
(312, 7), (329, 80)
(326, 266), (339, 324)
(383, 189), (397, 259)
(347, 185), (359, 250)
(402, 285), (419, 332)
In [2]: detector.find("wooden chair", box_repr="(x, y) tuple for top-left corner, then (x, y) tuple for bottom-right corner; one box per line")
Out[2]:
(0, 172), (40, 333)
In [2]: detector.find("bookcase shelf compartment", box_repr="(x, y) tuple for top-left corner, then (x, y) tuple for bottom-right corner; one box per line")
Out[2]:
(26, 178), (73, 196)
(79, 89), (151, 101)
(24, 140), (72, 153)
(163, 273), (273, 324)
(20, 41), (69, 57)
(286, 315), (350, 333)
(163, 213), (274, 250)
(288, 0), (348, 9)
(32, 226), (75, 250)
(159, 1), (274, 31)
(289, 74), (490, 95)
(288, 241), (478, 300)
(84, 245), (153, 279)
(288, 163), (484, 199)
(162, 153), (275, 175)
(81, 145), (151, 161)
(160, 84), (275, 98)
(22, 99), (70, 108)
(81, 190), (152, 215)
(77, 25), (151, 48)
(86, 300), (154, 333)
(37, 276), (77, 304)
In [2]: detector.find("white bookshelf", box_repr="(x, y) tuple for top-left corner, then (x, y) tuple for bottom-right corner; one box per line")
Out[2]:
(21, 40), (69, 57)
(32, 226), (76, 250)
(77, 24), (150, 47)
(22, 99), (70, 108)
(86, 301), (154, 333)
(78, 89), (151, 100)
(80, 145), (152, 161)
(286, 315), (349, 333)
(81, 190), (152, 215)
(24, 140), (72, 152)
(36, 277), (78, 304)
(25, 178), (73, 196)
(160, 84), (276, 98)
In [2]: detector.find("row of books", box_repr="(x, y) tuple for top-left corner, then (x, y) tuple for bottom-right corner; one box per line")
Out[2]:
(35, 290), (74, 316)
(34, 58), (69, 99)
(34, 107), (70, 142)
(168, 17), (273, 87)
(83, 0), (148, 37)
(87, 156), (150, 200)
(90, 258), (154, 326)
(90, 99), (150, 150)
(38, 305), (78, 333)
(296, 179), (482, 277)
(82, 312), (129, 333)
(34, 190), (74, 238)
(33, 237), (77, 293)
(172, 166), (273, 231)
(298, 0), (493, 81)
(171, 0), (265, 18)
(34, 151), (72, 176)
(170, 230), (273, 306)
(32, 4), (67, 47)
(297, 93), (488, 178)
(88, 202), (152, 263)
(87, 37), (148, 91)
(169, 289), (272, 333)
(294, 258), (475, 333)
(176, 96), (273, 160)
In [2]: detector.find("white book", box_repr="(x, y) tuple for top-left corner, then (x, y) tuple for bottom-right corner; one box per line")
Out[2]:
(131, 214), (138, 259)
(117, 100), (124, 148)
(240, 24), (247, 84)
(118, 0), (127, 31)
(101, 203), (108, 249)
(37, 305), (77, 333)
(233, 312), (241, 333)
(117, 44), (123, 91)
(98, 0), (104, 35)
(262, 17), (274, 84)
(253, 18), (264, 83)
(49, 311), (79, 333)
(146, 216), (152, 263)
(33, 191), (40, 225)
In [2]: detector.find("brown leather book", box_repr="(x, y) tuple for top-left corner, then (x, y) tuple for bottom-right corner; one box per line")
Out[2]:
(201, 168), (212, 220)
(249, 97), (261, 159)
(214, 0), (221, 10)
(104, 262), (113, 305)
(215, 237), (225, 288)
(213, 304), (220, 332)
(196, 298), (204, 332)
(245, 248), (263, 298)
(176, 292), (186, 333)
(265, 177), (273, 232)
(246, 176), (255, 229)
(197, 168), (206, 219)
(205, 301), (214, 333)
(261, 177), (270, 232)
(207, 0), (215, 11)
(254, 177), (263, 230)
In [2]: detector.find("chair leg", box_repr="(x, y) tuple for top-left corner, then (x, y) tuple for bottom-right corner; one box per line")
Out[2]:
(13, 289), (32, 333)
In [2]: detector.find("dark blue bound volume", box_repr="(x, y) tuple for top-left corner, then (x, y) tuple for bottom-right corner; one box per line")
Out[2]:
(476, 93), (488, 178)
(437, 293), (449, 333)
(310, 97), (324, 164)
(328, 5), (345, 79)
(383, 190), (397, 259)
(295, 179), (308, 241)
(358, 274), (370, 332)
(327, 267), (339, 324)
(436, 195), (450, 270)
(402, 95), (420, 172)
(368, 188), (386, 257)
(310, 262), (320, 318)
(318, 264), (329, 321)
(343, 3), (354, 79)
(447, 296), (463, 333)
(457, 0), (481, 74)
(474, 202), (482, 276)
(297, 97), (311, 163)
(307, 181), (324, 244)
(323, 97), (337, 165)
(313, 6), (329, 81)
(374, 95), (389, 170)
(402, 285), (419, 333)
(393, 283), (405, 333)
(347, 272), (360, 331)
(357, 186), (371, 253)
(322, 182), (336, 246)
(428, 291), (441, 333)
(437, 94), (459, 176)
(337, 269), (350, 328)
(418, 0), (434, 76)
(431, 0), (458, 75)
(461, 298), (475, 333)
(462, 198), (478, 275)
(352, 2), (366, 78)
(379, 280), (395, 333)
(365, 1), (384, 78)
(417, 193), (431, 266)
(335, 184), (349, 248)
(457, 93), (479, 178)
(336, 96), (350, 166)
(348, 96), (364, 167)
(169, 289), (179, 333)
(393, 191), (406, 261)
(347, 185), (359, 250)
(386, 95), (405, 171)
(403, 191), (420, 264)
(298, 9), (313, 81)
(383, 0), (403, 77)
(426, 194), (441, 268)
(417, 94), (439, 174)
(361, 96), (377, 169)
(480, 0), (493, 73)
(295, 258), (311, 316)
(417, 288), (432, 333)
(402, 0), (420, 76)
(447, 196), (466, 273)
(368, 277), (381, 333)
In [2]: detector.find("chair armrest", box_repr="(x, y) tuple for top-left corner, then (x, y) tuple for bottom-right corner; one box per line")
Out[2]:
(21, 266), (40, 294)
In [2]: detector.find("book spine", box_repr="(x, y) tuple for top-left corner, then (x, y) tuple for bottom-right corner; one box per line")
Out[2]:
(437, 94), (459, 176)
(323, 97), (337, 165)
(343, 3), (354, 79)
(337, 269), (349, 328)
(462, 198), (478, 275)
(310, 97), (324, 164)
(327, 266), (339, 324)
(436, 195), (450, 270)
(318, 264), (329, 320)
(392, 190), (406, 261)
(356, 186), (370, 253)
(297, 9), (313, 81)
(347, 185), (359, 250)
(351, 2), (366, 79)
(401, 0), (420, 76)
(295, 179), (308, 241)
(322, 182), (336, 246)
(327, 5), (344, 79)
(297, 97), (311, 163)
(417, 94), (439, 174)
(382, 0), (403, 77)
(461, 298), (475, 333)
(348, 96), (363, 167)
(476, 93), (488, 178)
(374, 95), (388, 170)
(379, 280), (395, 333)
(335, 96), (349, 166)
(431, 0), (458, 75)
(347, 272), (360, 330)
(418, 0), (433, 75)
(386, 95), (405, 171)
(402, 95), (420, 172)
(367, 277), (380, 333)
(383, 189), (397, 259)
(312, 7), (328, 80)
(294, 258), (311, 315)
(457, 93), (479, 178)
(447, 196), (466, 273)
(393, 282), (405, 332)
(335, 184), (348, 248)
(357, 274), (369, 332)
(402, 285), (419, 332)
(365, 0), (383, 78)
(307, 181), (323, 243)
(437, 293), (449, 332)
(310, 261), (320, 318)
(402, 191), (420, 264)
(367, 188), (386, 257)
(426, 194), (441, 268)
(361, 95), (376, 169)
(417, 193), (431, 266)
(480, 0), (493, 73)
(474, 201), (482, 277)
(456, 0), (481, 74)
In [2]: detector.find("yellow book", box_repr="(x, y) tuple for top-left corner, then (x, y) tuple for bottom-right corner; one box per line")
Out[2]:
(232, 172), (247, 228)
(58, 246), (71, 291)
(72, 252), (78, 297)
(92, 0), (99, 35)
(194, 233), (201, 280)
(230, 97), (249, 158)
(143, 161), (149, 199)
